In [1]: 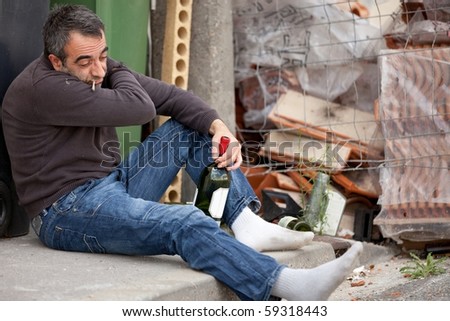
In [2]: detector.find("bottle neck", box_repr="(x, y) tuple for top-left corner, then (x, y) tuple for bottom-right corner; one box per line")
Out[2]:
(219, 136), (230, 156)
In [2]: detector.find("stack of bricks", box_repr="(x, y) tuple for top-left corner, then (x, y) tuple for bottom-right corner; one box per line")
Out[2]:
(159, 0), (193, 203)
(374, 47), (450, 241)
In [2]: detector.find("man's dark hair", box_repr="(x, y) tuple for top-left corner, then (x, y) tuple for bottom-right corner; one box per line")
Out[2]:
(42, 4), (105, 62)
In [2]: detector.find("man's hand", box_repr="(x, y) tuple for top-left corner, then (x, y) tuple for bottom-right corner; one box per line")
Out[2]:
(209, 119), (242, 171)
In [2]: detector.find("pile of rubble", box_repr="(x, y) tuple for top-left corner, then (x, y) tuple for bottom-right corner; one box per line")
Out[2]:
(233, 0), (450, 247)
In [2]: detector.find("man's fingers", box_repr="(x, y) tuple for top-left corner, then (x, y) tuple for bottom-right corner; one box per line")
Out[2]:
(215, 142), (242, 170)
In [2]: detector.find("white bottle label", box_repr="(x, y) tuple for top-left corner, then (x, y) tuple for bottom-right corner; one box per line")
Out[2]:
(316, 187), (346, 236)
(208, 187), (229, 219)
(278, 216), (297, 228)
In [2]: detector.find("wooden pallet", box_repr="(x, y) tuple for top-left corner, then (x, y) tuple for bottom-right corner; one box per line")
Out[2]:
(259, 130), (352, 172)
(267, 90), (383, 161)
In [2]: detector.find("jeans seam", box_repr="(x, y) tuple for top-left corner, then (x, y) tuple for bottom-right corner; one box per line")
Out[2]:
(177, 220), (275, 300)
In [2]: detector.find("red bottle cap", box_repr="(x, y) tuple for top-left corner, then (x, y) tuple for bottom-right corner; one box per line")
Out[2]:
(219, 136), (230, 156)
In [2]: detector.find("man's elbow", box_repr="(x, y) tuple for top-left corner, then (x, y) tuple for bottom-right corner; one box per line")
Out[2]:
(138, 101), (157, 124)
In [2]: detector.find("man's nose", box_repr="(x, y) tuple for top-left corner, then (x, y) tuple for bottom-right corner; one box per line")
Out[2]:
(91, 59), (106, 79)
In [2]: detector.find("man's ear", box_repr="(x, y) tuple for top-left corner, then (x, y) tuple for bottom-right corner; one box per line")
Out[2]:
(48, 54), (63, 71)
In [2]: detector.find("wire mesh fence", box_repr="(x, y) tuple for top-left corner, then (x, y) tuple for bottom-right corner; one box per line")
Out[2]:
(231, 0), (450, 243)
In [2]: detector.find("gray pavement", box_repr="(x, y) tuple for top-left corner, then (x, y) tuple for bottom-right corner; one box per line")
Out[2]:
(330, 250), (450, 301)
(0, 230), (401, 301)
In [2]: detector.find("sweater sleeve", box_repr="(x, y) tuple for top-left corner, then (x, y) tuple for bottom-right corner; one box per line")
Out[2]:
(131, 71), (221, 134)
(29, 58), (155, 127)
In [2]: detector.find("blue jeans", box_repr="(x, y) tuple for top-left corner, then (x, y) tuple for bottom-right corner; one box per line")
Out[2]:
(35, 119), (282, 300)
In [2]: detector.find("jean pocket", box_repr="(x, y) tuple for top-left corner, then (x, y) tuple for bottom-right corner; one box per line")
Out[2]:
(53, 226), (106, 254)
(52, 180), (95, 214)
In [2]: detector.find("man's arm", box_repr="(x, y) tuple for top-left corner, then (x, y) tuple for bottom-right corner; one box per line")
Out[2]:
(130, 66), (243, 170)
(131, 71), (220, 134)
(28, 58), (155, 127)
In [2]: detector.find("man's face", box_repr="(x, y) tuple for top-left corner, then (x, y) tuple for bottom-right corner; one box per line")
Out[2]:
(49, 30), (108, 87)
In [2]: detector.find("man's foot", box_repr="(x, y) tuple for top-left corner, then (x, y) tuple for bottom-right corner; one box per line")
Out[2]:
(231, 207), (314, 252)
(271, 242), (364, 300)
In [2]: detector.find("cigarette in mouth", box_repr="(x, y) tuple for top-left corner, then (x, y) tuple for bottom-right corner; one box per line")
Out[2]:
(91, 80), (95, 92)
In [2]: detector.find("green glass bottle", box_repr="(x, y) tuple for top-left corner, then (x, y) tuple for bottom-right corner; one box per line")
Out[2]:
(195, 136), (231, 224)
(304, 171), (330, 230)
(278, 216), (312, 232)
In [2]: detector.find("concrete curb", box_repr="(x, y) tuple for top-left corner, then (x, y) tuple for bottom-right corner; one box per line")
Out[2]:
(1, 232), (398, 300)
(1, 233), (334, 300)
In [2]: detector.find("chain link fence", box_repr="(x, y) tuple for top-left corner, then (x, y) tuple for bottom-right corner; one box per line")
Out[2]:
(232, 0), (450, 244)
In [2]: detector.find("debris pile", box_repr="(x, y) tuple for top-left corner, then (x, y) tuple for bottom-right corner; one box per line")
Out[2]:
(232, 1), (450, 245)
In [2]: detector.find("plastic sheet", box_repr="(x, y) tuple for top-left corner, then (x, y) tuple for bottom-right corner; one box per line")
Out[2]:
(374, 47), (450, 243)
(238, 67), (300, 129)
(232, 0), (384, 100)
(385, 1), (450, 48)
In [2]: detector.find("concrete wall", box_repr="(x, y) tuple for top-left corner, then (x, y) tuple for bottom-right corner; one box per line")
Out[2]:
(150, 0), (236, 130)
(150, 0), (236, 201)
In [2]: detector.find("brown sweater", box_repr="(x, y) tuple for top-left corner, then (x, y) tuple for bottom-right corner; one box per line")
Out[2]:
(2, 55), (220, 217)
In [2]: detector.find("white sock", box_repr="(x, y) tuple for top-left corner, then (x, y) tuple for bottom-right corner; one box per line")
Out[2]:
(271, 242), (363, 300)
(231, 207), (314, 252)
